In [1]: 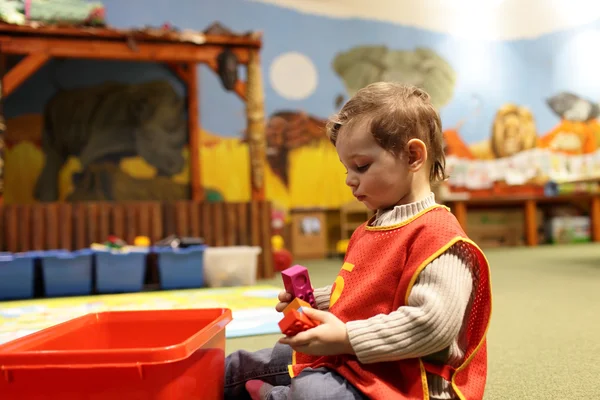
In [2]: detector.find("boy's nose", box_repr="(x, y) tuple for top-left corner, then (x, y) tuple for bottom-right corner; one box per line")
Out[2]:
(345, 173), (358, 188)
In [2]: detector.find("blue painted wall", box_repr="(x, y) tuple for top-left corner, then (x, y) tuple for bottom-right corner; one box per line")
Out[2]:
(6, 0), (600, 144)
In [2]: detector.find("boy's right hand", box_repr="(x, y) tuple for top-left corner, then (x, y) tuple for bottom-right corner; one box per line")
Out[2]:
(275, 290), (293, 312)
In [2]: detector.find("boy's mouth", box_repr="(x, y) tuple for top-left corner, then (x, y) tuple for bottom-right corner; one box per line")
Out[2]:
(355, 195), (366, 201)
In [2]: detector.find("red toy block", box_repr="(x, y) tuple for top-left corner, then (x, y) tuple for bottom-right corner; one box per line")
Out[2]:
(282, 298), (320, 328)
(281, 264), (316, 308)
(278, 309), (317, 336)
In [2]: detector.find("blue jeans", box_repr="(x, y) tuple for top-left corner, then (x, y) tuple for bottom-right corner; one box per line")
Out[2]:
(224, 342), (365, 399)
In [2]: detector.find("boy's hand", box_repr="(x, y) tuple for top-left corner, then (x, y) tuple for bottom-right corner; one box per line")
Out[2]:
(275, 290), (293, 312)
(279, 307), (355, 356)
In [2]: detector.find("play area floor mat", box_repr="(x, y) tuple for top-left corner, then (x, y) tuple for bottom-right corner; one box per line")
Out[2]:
(0, 285), (282, 345)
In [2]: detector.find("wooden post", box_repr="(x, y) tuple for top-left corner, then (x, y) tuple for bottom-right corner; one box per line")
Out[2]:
(0, 53), (5, 205)
(452, 201), (467, 231)
(591, 195), (600, 242)
(187, 63), (203, 202)
(245, 49), (267, 201)
(524, 199), (538, 246)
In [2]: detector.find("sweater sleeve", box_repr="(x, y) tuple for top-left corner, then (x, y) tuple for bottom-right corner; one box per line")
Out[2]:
(345, 243), (474, 364)
(312, 285), (332, 311)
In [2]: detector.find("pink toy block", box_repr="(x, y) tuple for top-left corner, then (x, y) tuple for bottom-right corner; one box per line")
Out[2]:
(281, 264), (316, 308)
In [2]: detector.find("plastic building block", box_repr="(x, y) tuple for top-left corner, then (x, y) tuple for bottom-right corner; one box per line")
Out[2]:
(282, 297), (312, 316)
(284, 298), (321, 327)
(278, 309), (317, 336)
(281, 264), (316, 307)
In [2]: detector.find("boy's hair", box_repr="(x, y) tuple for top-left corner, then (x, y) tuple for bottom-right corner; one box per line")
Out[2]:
(326, 82), (447, 184)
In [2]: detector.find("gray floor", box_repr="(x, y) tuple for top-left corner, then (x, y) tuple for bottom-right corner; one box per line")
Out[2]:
(226, 244), (600, 399)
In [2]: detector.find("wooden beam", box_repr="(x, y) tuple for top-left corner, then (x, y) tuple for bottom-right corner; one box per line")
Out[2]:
(233, 80), (247, 101)
(165, 62), (189, 83)
(591, 195), (600, 242)
(2, 53), (49, 97)
(233, 79), (248, 102)
(0, 54), (4, 205)
(0, 24), (263, 48)
(524, 199), (538, 246)
(207, 60), (247, 101)
(187, 63), (203, 202)
(452, 201), (467, 231)
(245, 49), (267, 201)
(0, 37), (251, 64)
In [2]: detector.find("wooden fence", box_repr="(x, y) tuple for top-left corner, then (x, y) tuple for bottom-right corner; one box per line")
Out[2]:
(0, 200), (274, 280)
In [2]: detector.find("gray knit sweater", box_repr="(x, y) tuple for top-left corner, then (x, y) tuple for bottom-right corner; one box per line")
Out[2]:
(312, 193), (474, 400)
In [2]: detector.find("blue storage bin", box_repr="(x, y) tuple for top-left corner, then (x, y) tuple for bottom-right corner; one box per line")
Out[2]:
(40, 249), (93, 297)
(0, 252), (39, 300)
(154, 245), (207, 290)
(94, 247), (149, 293)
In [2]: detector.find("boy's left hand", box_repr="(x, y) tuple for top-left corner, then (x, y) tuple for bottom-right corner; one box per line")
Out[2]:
(278, 307), (355, 356)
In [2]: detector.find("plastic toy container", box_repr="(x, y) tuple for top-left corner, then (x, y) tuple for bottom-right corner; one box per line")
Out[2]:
(40, 249), (93, 297)
(94, 247), (149, 293)
(0, 308), (232, 400)
(0, 252), (39, 300)
(154, 245), (207, 290)
(203, 246), (262, 287)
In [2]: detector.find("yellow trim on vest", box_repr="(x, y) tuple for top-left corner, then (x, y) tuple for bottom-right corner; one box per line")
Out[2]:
(342, 261), (355, 272)
(288, 350), (298, 378)
(364, 204), (451, 231)
(450, 238), (493, 400)
(407, 237), (493, 400)
(404, 236), (462, 304)
(419, 359), (430, 400)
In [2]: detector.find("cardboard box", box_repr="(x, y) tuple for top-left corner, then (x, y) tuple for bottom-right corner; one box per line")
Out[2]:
(466, 209), (544, 247)
(547, 216), (591, 244)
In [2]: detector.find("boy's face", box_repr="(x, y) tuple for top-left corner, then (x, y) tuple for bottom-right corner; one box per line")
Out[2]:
(336, 121), (413, 211)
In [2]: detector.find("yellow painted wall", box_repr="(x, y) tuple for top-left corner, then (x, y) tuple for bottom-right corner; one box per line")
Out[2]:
(3, 116), (354, 214)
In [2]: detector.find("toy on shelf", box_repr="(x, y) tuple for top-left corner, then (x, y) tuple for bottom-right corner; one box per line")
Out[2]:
(90, 236), (128, 252)
(272, 235), (284, 251)
(281, 264), (316, 308)
(272, 235), (293, 272)
(134, 236), (151, 247)
(106, 235), (127, 249)
(90, 236), (146, 254)
(155, 234), (205, 249)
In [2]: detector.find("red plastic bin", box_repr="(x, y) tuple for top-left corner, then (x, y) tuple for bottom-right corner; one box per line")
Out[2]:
(0, 308), (232, 400)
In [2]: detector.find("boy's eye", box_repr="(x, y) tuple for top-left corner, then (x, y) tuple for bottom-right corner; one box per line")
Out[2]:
(356, 164), (370, 172)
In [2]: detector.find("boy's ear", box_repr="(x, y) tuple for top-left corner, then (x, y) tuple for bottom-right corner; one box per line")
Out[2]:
(406, 139), (427, 171)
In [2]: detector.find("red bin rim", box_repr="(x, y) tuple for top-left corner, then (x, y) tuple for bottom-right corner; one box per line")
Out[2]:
(0, 308), (232, 369)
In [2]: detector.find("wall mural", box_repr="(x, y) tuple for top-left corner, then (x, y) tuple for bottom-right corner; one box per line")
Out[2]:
(444, 92), (600, 197)
(3, 44), (461, 215)
(4, 7), (600, 213)
(331, 45), (457, 109)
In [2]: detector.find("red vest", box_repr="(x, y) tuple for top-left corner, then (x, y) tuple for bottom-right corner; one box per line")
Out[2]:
(289, 205), (492, 400)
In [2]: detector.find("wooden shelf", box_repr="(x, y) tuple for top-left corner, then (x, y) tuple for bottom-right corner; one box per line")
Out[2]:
(444, 193), (600, 246)
(340, 200), (372, 242)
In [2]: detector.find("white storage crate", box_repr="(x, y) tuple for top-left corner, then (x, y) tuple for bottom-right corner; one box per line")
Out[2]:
(203, 246), (262, 287)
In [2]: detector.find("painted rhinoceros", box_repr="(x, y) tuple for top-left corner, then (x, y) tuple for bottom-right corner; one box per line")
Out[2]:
(35, 80), (187, 201)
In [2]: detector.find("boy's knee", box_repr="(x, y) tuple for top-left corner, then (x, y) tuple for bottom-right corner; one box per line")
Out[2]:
(290, 368), (363, 400)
